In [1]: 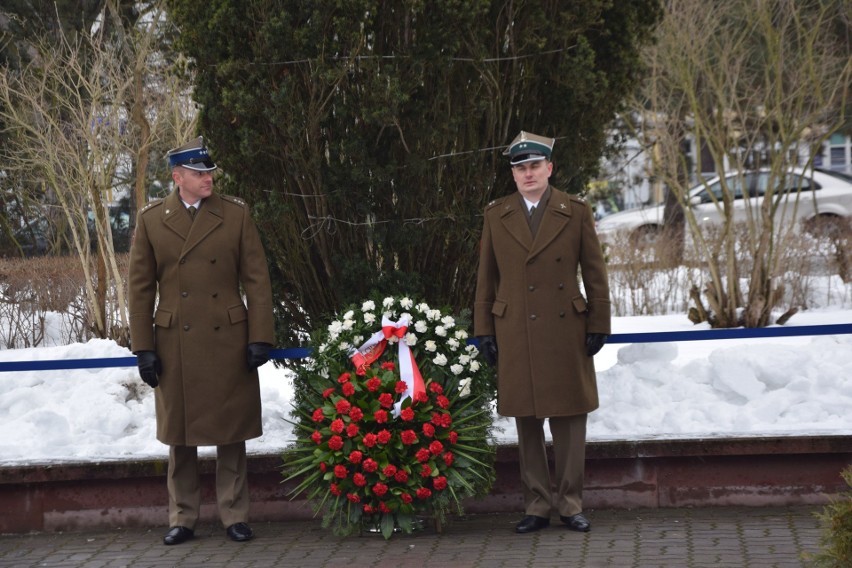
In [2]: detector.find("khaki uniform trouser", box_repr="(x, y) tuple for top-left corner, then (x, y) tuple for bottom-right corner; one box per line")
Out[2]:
(167, 442), (249, 529)
(515, 414), (587, 518)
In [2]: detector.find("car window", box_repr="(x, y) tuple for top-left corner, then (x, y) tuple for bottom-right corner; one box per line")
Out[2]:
(695, 175), (748, 203)
(755, 173), (817, 194)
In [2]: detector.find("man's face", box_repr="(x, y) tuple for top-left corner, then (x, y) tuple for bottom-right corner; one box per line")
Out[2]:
(172, 167), (214, 203)
(511, 159), (552, 199)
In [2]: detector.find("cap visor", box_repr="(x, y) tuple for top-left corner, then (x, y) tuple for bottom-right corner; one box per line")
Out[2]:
(510, 154), (547, 166)
(179, 160), (217, 172)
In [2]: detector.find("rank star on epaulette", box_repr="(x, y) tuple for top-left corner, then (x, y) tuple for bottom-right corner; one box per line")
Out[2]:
(560, 203), (566, 209)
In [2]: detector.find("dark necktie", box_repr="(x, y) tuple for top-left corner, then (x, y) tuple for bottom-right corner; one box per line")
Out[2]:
(529, 205), (536, 218)
(188, 205), (197, 220)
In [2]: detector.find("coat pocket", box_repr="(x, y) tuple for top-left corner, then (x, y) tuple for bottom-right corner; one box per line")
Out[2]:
(572, 295), (588, 313)
(491, 300), (507, 318)
(228, 304), (248, 324)
(154, 309), (172, 328)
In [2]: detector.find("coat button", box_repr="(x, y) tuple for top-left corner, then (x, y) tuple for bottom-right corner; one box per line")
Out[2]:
(530, 314), (537, 320)
(179, 258), (186, 264)
(183, 325), (190, 331)
(559, 311), (566, 318)
(181, 292), (188, 297)
(212, 292), (218, 298)
(558, 283), (564, 289)
(556, 257), (562, 262)
(214, 325), (220, 330)
(210, 258), (217, 264)
(528, 285), (535, 291)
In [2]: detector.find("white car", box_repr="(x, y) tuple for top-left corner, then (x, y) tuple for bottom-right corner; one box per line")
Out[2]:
(595, 168), (852, 246)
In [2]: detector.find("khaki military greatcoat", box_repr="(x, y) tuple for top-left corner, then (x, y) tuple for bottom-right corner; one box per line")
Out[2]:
(474, 187), (611, 418)
(129, 190), (275, 446)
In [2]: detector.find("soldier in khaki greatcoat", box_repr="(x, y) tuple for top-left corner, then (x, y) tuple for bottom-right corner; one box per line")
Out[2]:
(129, 137), (275, 545)
(474, 131), (611, 534)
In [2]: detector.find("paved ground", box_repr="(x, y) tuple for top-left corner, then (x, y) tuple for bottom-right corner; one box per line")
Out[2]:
(0, 506), (826, 568)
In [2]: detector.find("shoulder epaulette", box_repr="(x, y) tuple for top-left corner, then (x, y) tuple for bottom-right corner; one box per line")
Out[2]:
(485, 195), (509, 210)
(221, 194), (248, 207)
(140, 199), (163, 214)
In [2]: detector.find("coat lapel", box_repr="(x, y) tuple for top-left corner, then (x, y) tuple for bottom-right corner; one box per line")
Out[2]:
(529, 187), (572, 259)
(162, 191), (192, 240)
(181, 193), (223, 258)
(498, 195), (533, 251)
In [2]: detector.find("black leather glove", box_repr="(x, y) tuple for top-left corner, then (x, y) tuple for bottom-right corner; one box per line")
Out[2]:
(135, 350), (161, 388)
(477, 335), (498, 367)
(585, 333), (608, 357)
(247, 342), (273, 369)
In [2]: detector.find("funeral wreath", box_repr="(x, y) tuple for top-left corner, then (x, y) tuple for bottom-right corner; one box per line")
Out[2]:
(283, 295), (496, 538)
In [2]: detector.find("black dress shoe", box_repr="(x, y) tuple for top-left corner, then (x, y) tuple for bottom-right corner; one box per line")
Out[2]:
(163, 526), (194, 545)
(515, 515), (550, 534)
(560, 513), (591, 532)
(226, 522), (254, 542)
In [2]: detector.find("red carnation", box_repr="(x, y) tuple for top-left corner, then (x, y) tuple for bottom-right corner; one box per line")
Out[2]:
(312, 408), (325, 422)
(311, 430), (323, 444)
(374, 409), (389, 424)
(401, 492), (413, 504)
(381, 362), (395, 371)
(346, 493), (360, 503)
(362, 433), (378, 448)
(420, 464), (432, 477)
(429, 382), (443, 394)
(416, 487), (432, 500)
(372, 483), (389, 497)
(342, 382), (355, 397)
(328, 435), (343, 451)
(330, 418), (345, 434)
(440, 413), (452, 428)
(429, 440), (444, 455)
(335, 399), (351, 415)
(330, 483), (341, 496)
(378, 393), (393, 408)
(395, 381), (408, 394)
(334, 464), (348, 479)
(377, 429), (392, 444)
(415, 448), (431, 463)
(401, 430), (418, 445)
(400, 407), (415, 421)
(363, 504), (374, 514)
(394, 469), (409, 483)
(413, 391), (428, 403)
(433, 476), (448, 490)
(382, 464), (397, 477)
(431, 412), (442, 425)
(449, 431), (458, 444)
(353, 473), (367, 487)
(338, 372), (351, 383)
(362, 458), (378, 473)
(322, 387), (335, 399)
(346, 423), (360, 438)
(349, 450), (363, 464)
(379, 501), (391, 513)
(366, 377), (381, 392)
(319, 462), (327, 472)
(422, 423), (435, 438)
(443, 452), (454, 466)
(349, 407), (364, 422)
(436, 395), (450, 409)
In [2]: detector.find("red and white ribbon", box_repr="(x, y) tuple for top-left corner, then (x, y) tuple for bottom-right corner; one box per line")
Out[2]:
(349, 315), (426, 416)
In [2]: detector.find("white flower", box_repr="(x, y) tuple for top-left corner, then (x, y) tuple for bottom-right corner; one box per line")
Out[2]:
(338, 341), (351, 351)
(459, 354), (471, 365)
(458, 378), (472, 398)
(353, 335), (364, 346)
(465, 344), (479, 355)
(400, 297), (414, 309)
(318, 344), (328, 354)
(455, 329), (468, 340)
(328, 320), (343, 334)
(433, 353), (448, 366)
(424, 340), (437, 352)
(362, 300), (375, 311)
(435, 326), (447, 337)
(382, 297), (395, 308)
(404, 333), (417, 346)
(427, 309), (442, 321)
(400, 312), (413, 323)
(441, 315), (455, 328)
(364, 312), (376, 324)
(469, 360), (481, 372)
(447, 338), (460, 350)
(416, 302), (430, 313)
(342, 319), (354, 330)
(343, 310), (354, 320)
(414, 321), (428, 333)
(450, 364), (464, 375)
